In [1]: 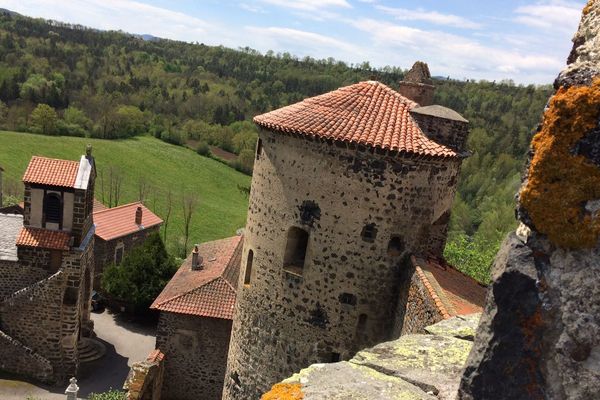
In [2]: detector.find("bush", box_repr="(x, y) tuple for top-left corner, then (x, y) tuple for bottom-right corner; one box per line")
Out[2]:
(101, 233), (177, 312)
(196, 140), (211, 156)
(55, 119), (88, 137)
(443, 232), (499, 284)
(88, 390), (126, 400)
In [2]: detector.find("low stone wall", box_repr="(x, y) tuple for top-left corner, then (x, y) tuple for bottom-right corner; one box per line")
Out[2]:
(262, 314), (480, 399)
(124, 349), (165, 400)
(0, 330), (53, 383)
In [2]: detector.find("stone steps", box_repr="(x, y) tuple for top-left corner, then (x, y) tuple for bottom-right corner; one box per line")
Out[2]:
(78, 338), (106, 363)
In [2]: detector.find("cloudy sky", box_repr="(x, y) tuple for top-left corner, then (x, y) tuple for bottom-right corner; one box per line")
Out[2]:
(0, 0), (586, 84)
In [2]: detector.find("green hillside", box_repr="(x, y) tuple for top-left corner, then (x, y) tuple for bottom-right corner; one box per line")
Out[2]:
(0, 130), (250, 255)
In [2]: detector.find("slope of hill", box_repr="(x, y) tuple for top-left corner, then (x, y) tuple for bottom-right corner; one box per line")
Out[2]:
(0, 130), (251, 255)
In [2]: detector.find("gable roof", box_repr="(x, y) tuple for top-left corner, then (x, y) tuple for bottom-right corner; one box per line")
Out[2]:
(16, 226), (71, 251)
(253, 81), (457, 158)
(151, 235), (243, 319)
(412, 255), (486, 318)
(23, 156), (80, 188)
(93, 202), (162, 241)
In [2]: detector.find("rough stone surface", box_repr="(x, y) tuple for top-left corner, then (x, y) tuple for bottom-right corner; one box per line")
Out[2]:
(155, 311), (232, 400)
(0, 213), (22, 260)
(262, 315), (477, 399)
(459, 2), (600, 399)
(425, 313), (480, 341)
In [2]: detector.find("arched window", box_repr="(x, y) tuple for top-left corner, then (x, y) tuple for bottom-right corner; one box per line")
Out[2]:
(244, 249), (254, 285)
(283, 227), (309, 275)
(43, 193), (62, 224)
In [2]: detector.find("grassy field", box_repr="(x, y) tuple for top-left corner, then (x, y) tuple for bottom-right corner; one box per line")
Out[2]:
(0, 131), (251, 255)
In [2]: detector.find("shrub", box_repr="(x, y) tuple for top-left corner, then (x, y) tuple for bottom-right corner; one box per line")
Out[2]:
(88, 390), (126, 400)
(196, 140), (211, 156)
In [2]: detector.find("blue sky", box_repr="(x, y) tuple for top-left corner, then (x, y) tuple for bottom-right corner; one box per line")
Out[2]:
(0, 0), (586, 83)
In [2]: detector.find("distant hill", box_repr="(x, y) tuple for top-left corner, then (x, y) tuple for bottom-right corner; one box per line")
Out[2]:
(0, 11), (554, 281)
(0, 131), (251, 255)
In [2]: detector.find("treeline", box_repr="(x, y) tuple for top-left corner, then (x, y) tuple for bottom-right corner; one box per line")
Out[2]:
(0, 11), (554, 282)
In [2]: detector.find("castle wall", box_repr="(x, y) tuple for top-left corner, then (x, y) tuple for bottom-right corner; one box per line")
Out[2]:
(0, 330), (54, 383)
(224, 130), (461, 399)
(156, 312), (232, 400)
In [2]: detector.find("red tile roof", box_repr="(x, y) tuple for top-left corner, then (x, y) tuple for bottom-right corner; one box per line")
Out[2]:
(253, 81), (457, 157)
(16, 227), (71, 251)
(93, 199), (107, 212)
(22, 156), (80, 188)
(151, 235), (243, 319)
(412, 256), (486, 317)
(93, 202), (162, 241)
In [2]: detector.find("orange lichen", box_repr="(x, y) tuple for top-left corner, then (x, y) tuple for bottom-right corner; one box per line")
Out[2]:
(261, 383), (304, 400)
(583, 0), (597, 15)
(520, 78), (600, 248)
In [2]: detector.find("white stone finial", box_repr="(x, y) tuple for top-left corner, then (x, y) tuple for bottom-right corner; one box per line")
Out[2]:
(65, 377), (79, 400)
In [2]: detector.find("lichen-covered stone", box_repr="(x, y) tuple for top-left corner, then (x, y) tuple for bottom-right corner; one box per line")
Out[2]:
(351, 334), (472, 399)
(424, 313), (480, 340)
(279, 362), (435, 400)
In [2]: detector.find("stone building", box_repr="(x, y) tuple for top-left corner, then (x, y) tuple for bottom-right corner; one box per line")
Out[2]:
(223, 62), (475, 399)
(0, 151), (96, 384)
(93, 202), (162, 288)
(151, 235), (243, 400)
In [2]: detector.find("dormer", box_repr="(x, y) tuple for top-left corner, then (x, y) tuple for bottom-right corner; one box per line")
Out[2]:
(21, 149), (95, 246)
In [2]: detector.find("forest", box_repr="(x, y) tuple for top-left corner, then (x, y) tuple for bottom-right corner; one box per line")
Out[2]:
(0, 11), (554, 283)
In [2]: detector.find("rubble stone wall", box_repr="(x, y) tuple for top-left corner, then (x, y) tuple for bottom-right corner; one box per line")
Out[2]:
(0, 259), (50, 299)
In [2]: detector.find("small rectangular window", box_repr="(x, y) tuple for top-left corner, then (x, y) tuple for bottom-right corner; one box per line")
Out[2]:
(283, 227), (309, 276)
(330, 352), (341, 362)
(115, 247), (124, 265)
(339, 293), (357, 306)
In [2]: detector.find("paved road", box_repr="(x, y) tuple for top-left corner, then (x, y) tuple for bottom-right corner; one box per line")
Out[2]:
(0, 309), (156, 399)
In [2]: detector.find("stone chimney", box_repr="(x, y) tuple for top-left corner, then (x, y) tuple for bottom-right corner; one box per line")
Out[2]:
(135, 206), (143, 225)
(398, 61), (435, 106)
(191, 244), (203, 270)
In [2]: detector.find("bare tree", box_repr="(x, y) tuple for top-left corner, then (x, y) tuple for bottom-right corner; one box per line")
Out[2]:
(137, 175), (149, 203)
(181, 189), (199, 258)
(163, 187), (173, 244)
(106, 165), (123, 207)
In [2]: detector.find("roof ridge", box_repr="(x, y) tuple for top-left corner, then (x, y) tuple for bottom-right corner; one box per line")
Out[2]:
(29, 155), (79, 163)
(93, 201), (144, 215)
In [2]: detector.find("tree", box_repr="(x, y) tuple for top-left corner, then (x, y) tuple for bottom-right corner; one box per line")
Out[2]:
(64, 106), (91, 129)
(181, 190), (198, 258)
(0, 100), (7, 126)
(163, 187), (173, 244)
(101, 233), (177, 312)
(30, 104), (58, 135)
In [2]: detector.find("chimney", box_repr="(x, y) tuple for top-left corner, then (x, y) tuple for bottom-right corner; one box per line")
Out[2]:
(135, 206), (143, 225)
(191, 245), (203, 270)
(398, 61), (435, 106)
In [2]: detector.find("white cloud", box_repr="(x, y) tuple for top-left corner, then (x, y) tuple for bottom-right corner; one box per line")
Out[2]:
(244, 26), (360, 59)
(377, 6), (482, 29)
(514, 0), (583, 33)
(350, 18), (564, 81)
(259, 0), (351, 11)
(240, 3), (265, 13)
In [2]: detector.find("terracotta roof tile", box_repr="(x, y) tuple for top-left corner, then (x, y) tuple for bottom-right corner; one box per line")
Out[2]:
(412, 256), (486, 317)
(151, 235), (243, 319)
(22, 156), (80, 188)
(16, 227), (71, 251)
(94, 202), (162, 241)
(254, 81), (457, 157)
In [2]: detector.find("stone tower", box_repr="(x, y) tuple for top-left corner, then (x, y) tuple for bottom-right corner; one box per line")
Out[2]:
(0, 150), (96, 383)
(223, 62), (469, 399)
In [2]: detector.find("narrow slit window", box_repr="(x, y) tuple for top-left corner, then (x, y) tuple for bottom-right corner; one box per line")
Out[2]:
(244, 249), (254, 285)
(283, 227), (309, 276)
(256, 138), (263, 160)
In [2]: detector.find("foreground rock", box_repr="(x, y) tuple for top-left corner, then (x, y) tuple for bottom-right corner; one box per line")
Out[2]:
(262, 314), (480, 400)
(459, 2), (600, 399)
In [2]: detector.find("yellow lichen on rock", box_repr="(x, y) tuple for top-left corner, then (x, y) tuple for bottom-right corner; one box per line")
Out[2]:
(261, 383), (304, 400)
(583, 0), (598, 15)
(520, 79), (600, 248)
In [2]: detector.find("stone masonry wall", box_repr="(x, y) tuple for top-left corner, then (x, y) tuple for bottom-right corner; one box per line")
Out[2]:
(93, 226), (160, 289)
(224, 130), (462, 400)
(0, 259), (50, 299)
(156, 312), (232, 400)
(0, 330), (53, 383)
